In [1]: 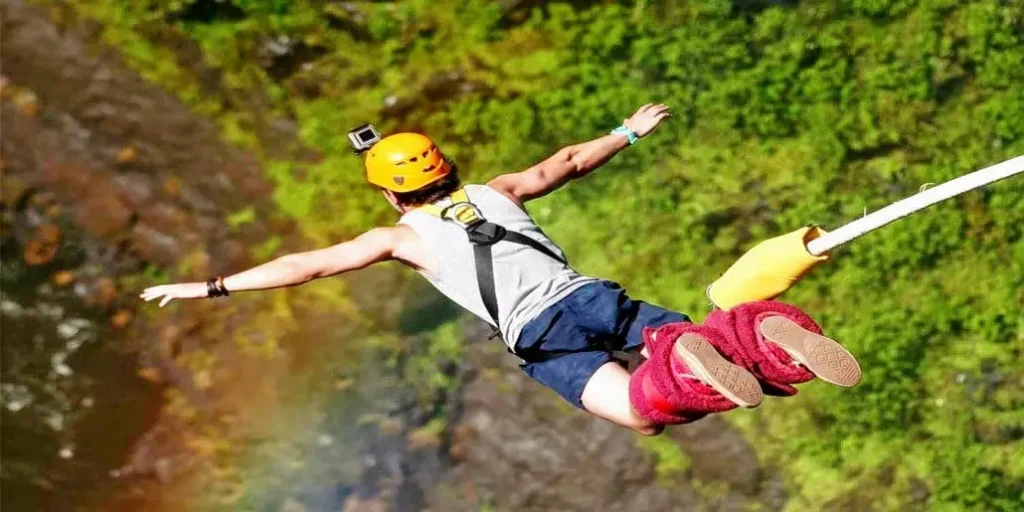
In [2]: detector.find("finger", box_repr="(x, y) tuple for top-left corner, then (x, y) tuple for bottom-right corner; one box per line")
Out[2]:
(159, 295), (174, 307)
(638, 103), (653, 113)
(652, 105), (671, 116)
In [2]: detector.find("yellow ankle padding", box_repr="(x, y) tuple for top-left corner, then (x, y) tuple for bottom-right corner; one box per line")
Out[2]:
(707, 226), (829, 311)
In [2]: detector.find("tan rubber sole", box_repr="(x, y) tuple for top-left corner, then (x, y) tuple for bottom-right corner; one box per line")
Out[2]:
(759, 316), (862, 388)
(672, 333), (764, 408)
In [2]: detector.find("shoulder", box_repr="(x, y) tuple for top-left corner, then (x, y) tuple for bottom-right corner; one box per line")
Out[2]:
(354, 226), (412, 252)
(387, 224), (434, 272)
(356, 225), (421, 260)
(378, 224), (419, 242)
(472, 181), (525, 207)
(464, 183), (490, 195)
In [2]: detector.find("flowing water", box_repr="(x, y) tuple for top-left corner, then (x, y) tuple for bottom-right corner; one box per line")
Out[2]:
(1, 205), (162, 511)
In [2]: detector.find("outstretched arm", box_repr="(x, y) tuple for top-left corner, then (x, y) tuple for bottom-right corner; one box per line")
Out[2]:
(488, 103), (671, 204)
(140, 227), (403, 307)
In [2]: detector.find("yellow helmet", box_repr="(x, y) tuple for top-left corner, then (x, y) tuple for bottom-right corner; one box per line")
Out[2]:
(365, 133), (451, 192)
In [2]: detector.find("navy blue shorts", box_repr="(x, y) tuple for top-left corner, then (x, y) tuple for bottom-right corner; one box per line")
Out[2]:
(513, 280), (690, 409)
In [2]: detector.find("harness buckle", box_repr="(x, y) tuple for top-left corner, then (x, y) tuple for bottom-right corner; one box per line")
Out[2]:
(467, 223), (506, 245)
(440, 202), (486, 230)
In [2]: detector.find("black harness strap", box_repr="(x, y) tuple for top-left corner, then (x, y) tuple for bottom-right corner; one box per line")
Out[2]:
(436, 197), (567, 341)
(503, 230), (567, 264)
(472, 239), (500, 333)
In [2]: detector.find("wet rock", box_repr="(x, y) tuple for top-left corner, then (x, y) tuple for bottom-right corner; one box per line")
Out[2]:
(24, 238), (59, 265)
(422, 319), (785, 512)
(343, 495), (388, 512)
(92, 277), (118, 307)
(138, 367), (163, 383)
(162, 176), (183, 199)
(23, 222), (61, 265)
(1, 175), (31, 205)
(222, 239), (250, 269)
(52, 270), (75, 286)
(137, 201), (190, 235)
(179, 186), (219, 213)
(378, 418), (404, 436)
(280, 497), (308, 512)
(35, 222), (61, 243)
(672, 416), (763, 494)
(40, 161), (92, 192)
(447, 424), (475, 463)
(116, 145), (138, 164)
(0, 74), (12, 98)
(75, 193), (134, 239)
(130, 222), (185, 264)
(433, 340), (698, 511)
(407, 427), (442, 450)
(111, 309), (133, 328)
(153, 457), (173, 484)
(111, 172), (156, 207)
(14, 89), (39, 117)
(1, 2), (283, 508)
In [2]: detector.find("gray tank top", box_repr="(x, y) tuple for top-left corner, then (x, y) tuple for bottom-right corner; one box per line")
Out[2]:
(398, 184), (597, 348)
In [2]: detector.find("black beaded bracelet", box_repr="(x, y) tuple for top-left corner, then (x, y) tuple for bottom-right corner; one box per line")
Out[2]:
(206, 277), (229, 298)
(216, 276), (230, 297)
(206, 278), (221, 298)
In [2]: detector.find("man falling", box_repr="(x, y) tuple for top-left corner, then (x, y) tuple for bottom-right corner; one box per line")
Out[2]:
(142, 104), (860, 436)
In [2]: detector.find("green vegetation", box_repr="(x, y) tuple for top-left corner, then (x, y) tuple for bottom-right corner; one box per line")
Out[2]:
(56, 0), (1023, 509)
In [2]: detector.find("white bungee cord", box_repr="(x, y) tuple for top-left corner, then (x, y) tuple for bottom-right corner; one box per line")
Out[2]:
(807, 155), (1024, 256)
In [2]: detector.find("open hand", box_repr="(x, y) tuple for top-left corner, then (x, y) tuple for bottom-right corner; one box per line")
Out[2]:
(623, 103), (671, 138)
(139, 282), (207, 307)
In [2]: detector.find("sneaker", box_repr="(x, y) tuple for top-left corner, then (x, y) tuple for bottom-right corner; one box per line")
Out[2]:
(759, 316), (862, 387)
(672, 333), (764, 408)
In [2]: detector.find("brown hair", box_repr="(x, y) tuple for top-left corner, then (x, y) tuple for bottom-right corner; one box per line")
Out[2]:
(391, 164), (462, 207)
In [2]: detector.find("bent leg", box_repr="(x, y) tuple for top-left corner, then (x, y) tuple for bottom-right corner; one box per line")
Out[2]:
(519, 346), (669, 435)
(581, 362), (663, 436)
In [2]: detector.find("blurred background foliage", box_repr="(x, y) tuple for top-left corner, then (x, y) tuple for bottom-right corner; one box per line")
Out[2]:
(47, 0), (1024, 509)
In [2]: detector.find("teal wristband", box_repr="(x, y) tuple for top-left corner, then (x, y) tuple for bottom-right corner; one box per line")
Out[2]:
(610, 125), (639, 145)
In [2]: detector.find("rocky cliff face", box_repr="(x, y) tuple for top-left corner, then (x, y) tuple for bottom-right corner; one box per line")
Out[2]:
(426, 322), (786, 511)
(1, 1), (786, 510)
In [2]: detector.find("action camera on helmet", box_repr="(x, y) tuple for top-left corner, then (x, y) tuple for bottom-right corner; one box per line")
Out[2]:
(347, 123), (381, 154)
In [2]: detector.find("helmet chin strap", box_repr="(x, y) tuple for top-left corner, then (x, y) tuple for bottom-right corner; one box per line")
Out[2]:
(381, 189), (403, 212)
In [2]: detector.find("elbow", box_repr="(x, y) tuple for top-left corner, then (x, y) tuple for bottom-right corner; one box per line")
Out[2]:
(277, 254), (317, 284)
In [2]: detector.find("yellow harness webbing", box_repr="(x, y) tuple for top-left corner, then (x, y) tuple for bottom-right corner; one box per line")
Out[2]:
(417, 188), (476, 223)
